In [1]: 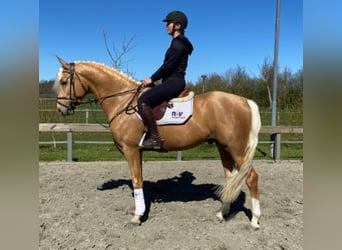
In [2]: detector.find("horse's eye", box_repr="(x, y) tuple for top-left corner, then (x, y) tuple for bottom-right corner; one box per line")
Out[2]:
(61, 80), (67, 85)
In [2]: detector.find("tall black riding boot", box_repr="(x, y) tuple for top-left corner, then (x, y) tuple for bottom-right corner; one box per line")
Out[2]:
(139, 103), (162, 149)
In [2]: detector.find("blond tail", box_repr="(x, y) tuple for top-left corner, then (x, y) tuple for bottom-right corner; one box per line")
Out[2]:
(216, 99), (261, 203)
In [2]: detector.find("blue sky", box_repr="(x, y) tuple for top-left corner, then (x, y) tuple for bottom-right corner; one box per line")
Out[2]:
(39, 0), (302, 83)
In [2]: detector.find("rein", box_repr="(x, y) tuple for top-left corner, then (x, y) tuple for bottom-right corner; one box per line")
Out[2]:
(105, 85), (143, 127)
(81, 87), (141, 129)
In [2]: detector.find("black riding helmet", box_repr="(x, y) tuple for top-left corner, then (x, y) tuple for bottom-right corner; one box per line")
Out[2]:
(162, 10), (188, 30)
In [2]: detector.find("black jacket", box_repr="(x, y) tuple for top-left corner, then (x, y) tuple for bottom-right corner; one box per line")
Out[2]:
(151, 34), (193, 82)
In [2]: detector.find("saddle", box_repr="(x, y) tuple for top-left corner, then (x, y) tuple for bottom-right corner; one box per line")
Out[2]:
(152, 87), (190, 120)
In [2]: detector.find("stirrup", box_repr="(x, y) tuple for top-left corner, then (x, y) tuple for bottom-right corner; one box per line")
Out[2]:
(142, 137), (163, 149)
(139, 133), (163, 149)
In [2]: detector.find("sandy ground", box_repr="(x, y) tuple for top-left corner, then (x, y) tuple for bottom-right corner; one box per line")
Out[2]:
(39, 160), (303, 250)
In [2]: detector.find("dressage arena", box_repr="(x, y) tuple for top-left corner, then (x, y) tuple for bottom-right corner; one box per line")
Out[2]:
(39, 160), (303, 249)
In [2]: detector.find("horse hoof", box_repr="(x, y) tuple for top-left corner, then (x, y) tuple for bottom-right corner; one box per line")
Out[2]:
(130, 215), (141, 225)
(125, 215), (141, 228)
(216, 211), (224, 222)
(250, 223), (260, 231)
(250, 216), (260, 230)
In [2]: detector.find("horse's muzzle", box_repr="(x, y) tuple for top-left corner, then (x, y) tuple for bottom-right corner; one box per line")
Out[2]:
(57, 107), (75, 116)
(57, 100), (75, 116)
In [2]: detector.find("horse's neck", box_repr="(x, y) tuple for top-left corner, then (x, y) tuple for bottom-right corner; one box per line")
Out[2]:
(80, 63), (139, 117)
(82, 65), (134, 93)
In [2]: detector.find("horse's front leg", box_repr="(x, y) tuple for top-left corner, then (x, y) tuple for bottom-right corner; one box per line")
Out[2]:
(123, 146), (145, 225)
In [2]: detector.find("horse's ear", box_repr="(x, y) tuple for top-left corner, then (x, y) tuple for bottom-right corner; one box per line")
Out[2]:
(56, 56), (70, 70)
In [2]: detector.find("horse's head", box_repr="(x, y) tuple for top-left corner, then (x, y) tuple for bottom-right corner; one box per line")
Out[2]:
(54, 57), (88, 116)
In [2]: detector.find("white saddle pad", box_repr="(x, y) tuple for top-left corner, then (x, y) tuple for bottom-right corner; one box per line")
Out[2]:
(156, 98), (193, 125)
(137, 93), (194, 125)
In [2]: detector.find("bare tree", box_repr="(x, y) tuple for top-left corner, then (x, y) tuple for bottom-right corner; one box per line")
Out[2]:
(102, 28), (136, 76)
(260, 58), (274, 108)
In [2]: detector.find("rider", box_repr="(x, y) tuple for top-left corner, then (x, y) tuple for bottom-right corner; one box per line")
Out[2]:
(138, 10), (194, 149)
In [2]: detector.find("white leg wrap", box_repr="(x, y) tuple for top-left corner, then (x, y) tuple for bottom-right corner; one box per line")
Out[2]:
(134, 188), (146, 216)
(251, 198), (261, 228)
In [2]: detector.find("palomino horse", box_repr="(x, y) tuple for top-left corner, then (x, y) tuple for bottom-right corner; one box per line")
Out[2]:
(54, 57), (262, 229)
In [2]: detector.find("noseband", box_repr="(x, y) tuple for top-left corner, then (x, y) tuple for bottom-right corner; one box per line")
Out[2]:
(57, 62), (88, 111)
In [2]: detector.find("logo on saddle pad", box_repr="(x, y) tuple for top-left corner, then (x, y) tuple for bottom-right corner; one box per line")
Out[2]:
(137, 92), (194, 125)
(172, 111), (185, 119)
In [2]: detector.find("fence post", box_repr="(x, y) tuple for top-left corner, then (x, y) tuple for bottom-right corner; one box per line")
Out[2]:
(85, 109), (89, 124)
(176, 151), (182, 161)
(67, 131), (73, 162)
(270, 133), (281, 161)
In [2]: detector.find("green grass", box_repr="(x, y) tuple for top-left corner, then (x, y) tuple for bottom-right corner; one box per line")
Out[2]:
(39, 132), (303, 161)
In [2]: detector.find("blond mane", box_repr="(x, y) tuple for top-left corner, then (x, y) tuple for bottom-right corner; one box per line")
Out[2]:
(77, 61), (141, 85)
(54, 60), (141, 93)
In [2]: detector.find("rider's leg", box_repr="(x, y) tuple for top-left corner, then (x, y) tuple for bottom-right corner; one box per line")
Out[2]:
(137, 78), (185, 149)
(138, 102), (162, 149)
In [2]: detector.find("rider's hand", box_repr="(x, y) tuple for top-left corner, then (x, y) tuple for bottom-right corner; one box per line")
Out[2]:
(141, 78), (153, 87)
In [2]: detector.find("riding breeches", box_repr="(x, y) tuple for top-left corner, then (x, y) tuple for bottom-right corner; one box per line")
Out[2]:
(138, 77), (185, 108)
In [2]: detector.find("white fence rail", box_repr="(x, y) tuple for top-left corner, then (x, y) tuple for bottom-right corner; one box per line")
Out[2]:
(39, 123), (303, 162)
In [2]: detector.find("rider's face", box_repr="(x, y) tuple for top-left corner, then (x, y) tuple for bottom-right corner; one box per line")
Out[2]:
(166, 22), (174, 35)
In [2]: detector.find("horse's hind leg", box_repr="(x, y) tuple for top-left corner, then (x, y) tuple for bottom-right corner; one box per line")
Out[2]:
(246, 166), (261, 230)
(216, 143), (261, 229)
(215, 143), (236, 221)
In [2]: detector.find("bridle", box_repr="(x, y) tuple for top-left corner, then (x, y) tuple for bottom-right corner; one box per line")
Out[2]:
(56, 62), (89, 112)
(56, 62), (143, 126)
